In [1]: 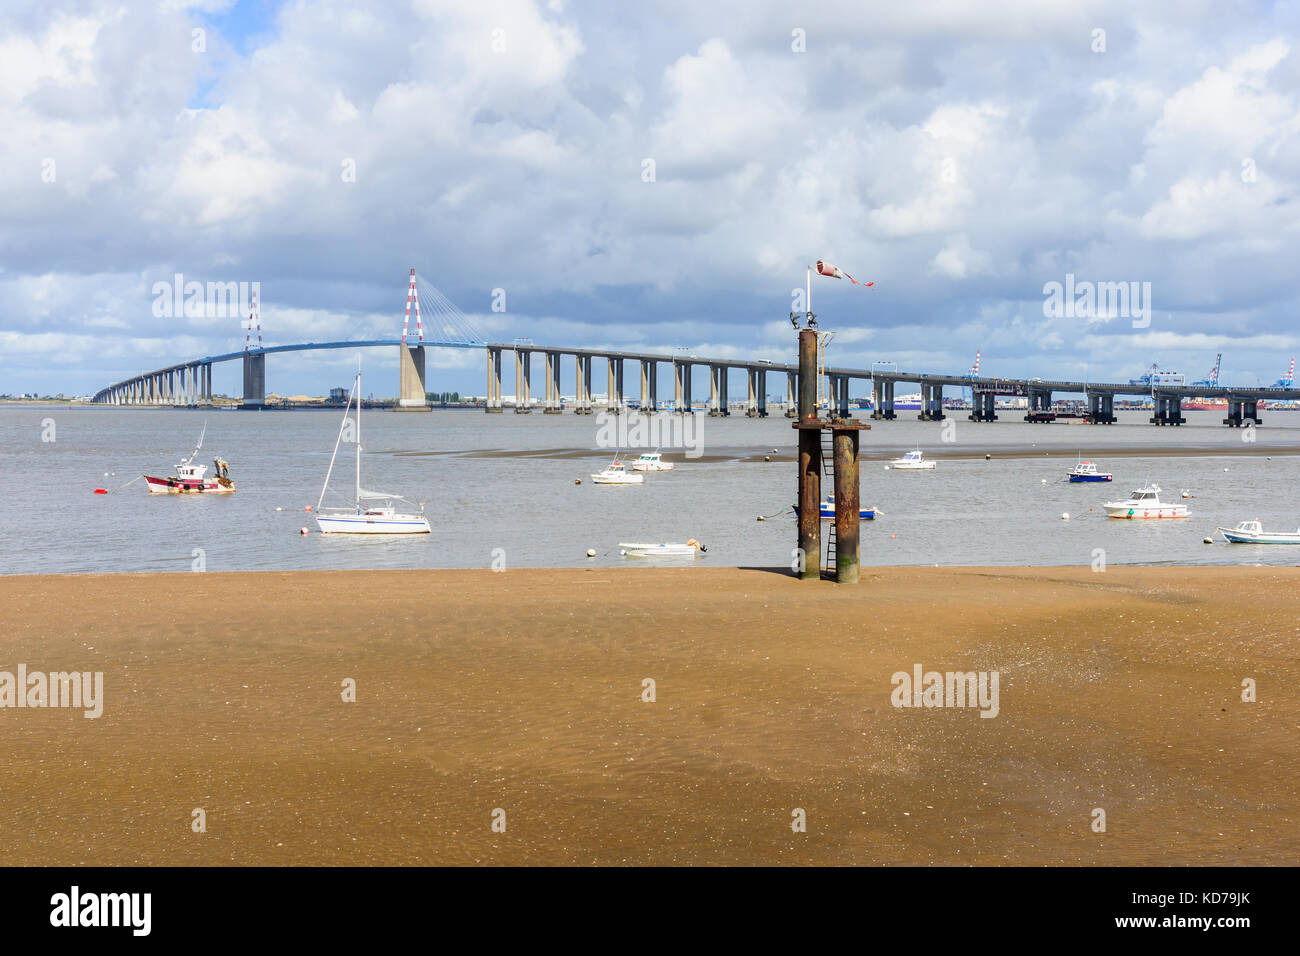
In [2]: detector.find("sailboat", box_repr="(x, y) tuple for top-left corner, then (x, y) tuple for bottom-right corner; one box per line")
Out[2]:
(314, 372), (431, 534)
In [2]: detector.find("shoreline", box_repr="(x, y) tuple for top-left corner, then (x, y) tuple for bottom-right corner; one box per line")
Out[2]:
(1, 566), (1295, 865)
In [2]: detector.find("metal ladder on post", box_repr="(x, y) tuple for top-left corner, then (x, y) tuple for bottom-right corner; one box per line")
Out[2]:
(821, 430), (835, 575)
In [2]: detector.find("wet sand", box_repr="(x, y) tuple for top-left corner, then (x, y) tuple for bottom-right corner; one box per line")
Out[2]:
(398, 444), (1300, 464)
(1, 566), (1296, 866)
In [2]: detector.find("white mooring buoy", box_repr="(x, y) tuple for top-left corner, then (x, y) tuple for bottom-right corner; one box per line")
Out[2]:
(1061, 512), (1070, 520)
(586, 548), (596, 558)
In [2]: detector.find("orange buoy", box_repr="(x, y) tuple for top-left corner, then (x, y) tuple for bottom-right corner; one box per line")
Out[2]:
(305, 505), (312, 512)
(93, 489), (107, 494)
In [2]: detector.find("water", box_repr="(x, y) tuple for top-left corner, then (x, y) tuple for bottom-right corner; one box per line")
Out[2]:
(3, 405), (1299, 574)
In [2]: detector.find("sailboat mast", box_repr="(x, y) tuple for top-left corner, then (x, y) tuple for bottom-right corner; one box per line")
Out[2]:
(355, 371), (361, 509)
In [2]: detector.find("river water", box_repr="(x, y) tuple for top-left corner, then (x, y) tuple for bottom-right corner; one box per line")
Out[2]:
(3, 405), (1298, 574)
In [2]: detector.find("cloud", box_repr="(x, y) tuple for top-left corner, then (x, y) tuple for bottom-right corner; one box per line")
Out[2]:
(1, 0), (1299, 397)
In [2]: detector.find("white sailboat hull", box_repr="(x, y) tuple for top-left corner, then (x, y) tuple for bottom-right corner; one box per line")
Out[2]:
(1218, 527), (1300, 543)
(316, 512), (431, 534)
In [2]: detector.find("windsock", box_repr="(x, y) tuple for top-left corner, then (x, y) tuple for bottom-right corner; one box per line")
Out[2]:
(815, 260), (873, 287)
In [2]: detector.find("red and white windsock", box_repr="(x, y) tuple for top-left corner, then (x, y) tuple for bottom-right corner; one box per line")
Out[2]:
(401, 268), (424, 344)
(815, 260), (874, 287)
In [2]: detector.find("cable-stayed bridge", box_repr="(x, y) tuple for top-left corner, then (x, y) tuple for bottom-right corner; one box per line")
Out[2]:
(91, 270), (1300, 427)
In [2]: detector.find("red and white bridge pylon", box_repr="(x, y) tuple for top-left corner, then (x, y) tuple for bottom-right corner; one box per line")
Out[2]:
(401, 267), (424, 345)
(243, 288), (261, 353)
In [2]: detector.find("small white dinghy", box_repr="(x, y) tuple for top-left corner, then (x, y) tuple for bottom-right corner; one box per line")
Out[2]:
(1217, 519), (1300, 544)
(889, 449), (936, 470)
(619, 539), (706, 557)
(592, 457), (644, 484)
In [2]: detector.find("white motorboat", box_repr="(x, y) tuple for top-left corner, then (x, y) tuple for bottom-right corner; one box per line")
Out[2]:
(1217, 520), (1300, 544)
(619, 539), (705, 557)
(314, 372), (431, 534)
(591, 458), (644, 484)
(889, 450), (936, 470)
(631, 450), (674, 472)
(1102, 484), (1188, 519)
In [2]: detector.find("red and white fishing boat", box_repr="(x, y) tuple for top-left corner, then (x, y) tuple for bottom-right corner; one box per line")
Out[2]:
(143, 426), (235, 494)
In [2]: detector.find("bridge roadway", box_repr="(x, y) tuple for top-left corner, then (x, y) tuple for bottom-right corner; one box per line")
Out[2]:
(92, 340), (1300, 427)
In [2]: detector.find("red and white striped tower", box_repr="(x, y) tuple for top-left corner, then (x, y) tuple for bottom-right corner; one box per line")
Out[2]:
(243, 288), (261, 352)
(970, 350), (981, 375)
(400, 268), (424, 344)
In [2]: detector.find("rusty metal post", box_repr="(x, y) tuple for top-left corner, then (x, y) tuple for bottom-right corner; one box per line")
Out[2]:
(833, 427), (861, 584)
(796, 329), (820, 579)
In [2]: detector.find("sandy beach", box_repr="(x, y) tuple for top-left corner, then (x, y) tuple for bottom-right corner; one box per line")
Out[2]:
(1, 566), (1296, 866)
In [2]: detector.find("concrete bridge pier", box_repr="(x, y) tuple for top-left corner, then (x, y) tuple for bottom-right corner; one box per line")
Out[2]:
(202, 363), (212, 405)
(397, 345), (428, 410)
(1150, 392), (1185, 426)
(485, 347), (503, 412)
(872, 380), (896, 420)
(1087, 390), (1116, 424)
(708, 365), (722, 416)
(919, 383), (945, 421)
(514, 350), (532, 413)
(832, 375), (851, 418)
(969, 390), (991, 421)
(604, 358), (624, 414)
(574, 354), (593, 414)
(785, 371), (797, 418)
(674, 362), (691, 414)
(241, 353), (265, 409)
(1025, 387), (1052, 421)
(745, 368), (767, 417)
(640, 359), (657, 414)
(543, 352), (562, 413)
(1224, 397), (1261, 427)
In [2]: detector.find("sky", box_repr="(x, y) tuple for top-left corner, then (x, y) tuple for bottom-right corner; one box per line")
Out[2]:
(2, 0), (1299, 398)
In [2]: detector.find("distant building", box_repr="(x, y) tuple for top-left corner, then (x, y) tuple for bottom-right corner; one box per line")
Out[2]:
(328, 387), (348, 405)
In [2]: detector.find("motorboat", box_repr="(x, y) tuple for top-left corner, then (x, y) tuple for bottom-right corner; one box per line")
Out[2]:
(1217, 520), (1300, 544)
(631, 450), (674, 472)
(143, 425), (235, 494)
(314, 372), (431, 534)
(819, 496), (876, 520)
(1102, 484), (1188, 519)
(1067, 460), (1112, 482)
(619, 539), (706, 557)
(889, 450), (936, 470)
(591, 459), (644, 484)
